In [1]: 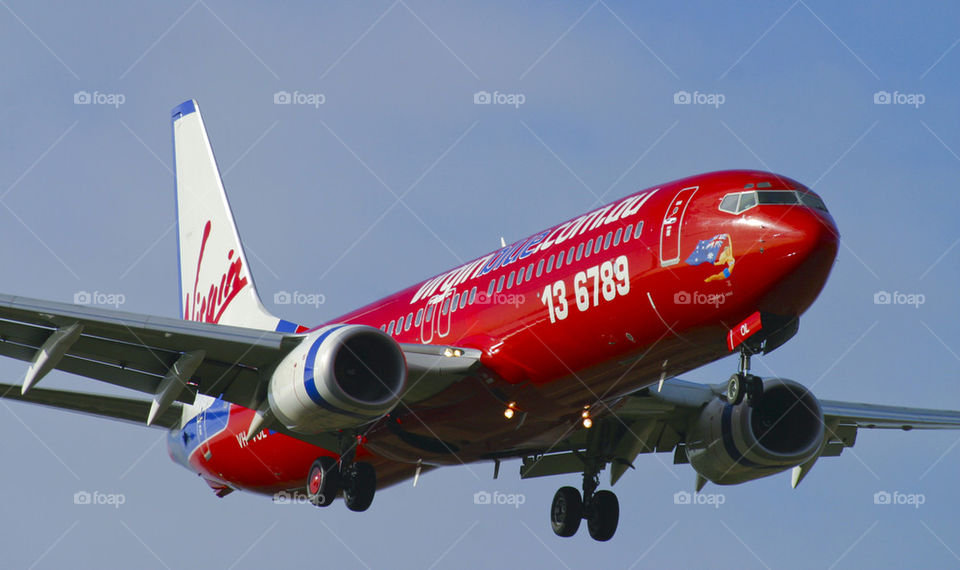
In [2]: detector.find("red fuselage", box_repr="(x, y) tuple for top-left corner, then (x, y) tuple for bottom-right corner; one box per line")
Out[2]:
(169, 169), (839, 495)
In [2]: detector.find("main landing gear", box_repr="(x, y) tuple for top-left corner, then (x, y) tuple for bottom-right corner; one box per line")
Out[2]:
(551, 465), (620, 541)
(305, 441), (377, 512)
(726, 346), (763, 407)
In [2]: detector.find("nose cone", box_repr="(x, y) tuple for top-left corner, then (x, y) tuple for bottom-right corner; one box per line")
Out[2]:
(752, 205), (839, 317)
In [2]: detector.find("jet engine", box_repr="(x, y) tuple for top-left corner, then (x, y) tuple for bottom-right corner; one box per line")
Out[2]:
(684, 378), (824, 485)
(268, 325), (406, 433)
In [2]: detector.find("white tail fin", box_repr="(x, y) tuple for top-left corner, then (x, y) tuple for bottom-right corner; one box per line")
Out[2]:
(172, 100), (287, 331)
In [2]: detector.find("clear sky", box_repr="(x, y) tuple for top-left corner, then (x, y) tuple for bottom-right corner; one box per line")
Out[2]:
(1, 1), (959, 568)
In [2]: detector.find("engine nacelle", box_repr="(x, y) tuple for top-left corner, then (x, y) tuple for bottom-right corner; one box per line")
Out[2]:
(685, 378), (824, 485)
(268, 324), (406, 434)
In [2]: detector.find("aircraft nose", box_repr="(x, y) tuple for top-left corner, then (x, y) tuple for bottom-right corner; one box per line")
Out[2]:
(752, 204), (839, 316)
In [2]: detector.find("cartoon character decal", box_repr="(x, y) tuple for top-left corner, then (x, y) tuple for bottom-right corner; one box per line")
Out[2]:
(685, 233), (735, 282)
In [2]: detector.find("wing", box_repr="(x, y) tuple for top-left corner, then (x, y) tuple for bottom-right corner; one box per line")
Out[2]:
(819, 400), (960, 429)
(0, 293), (480, 431)
(512, 378), (960, 487)
(0, 382), (183, 429)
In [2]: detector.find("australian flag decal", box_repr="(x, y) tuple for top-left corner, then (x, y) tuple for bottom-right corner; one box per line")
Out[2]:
(685, 234), (730, 266)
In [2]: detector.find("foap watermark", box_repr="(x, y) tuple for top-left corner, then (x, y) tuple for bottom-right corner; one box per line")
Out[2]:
(272, 491), (314, 505)
(873, 90), (925, 109)
(74, 490), (126, 508)
(74, 290), (126, 308)
(673, 490), (725, 509)
(74, 90), (126, 108)
(274, 290), (325, 308)
(473, 490), (526, 508)
(475, 291), (526, 308)
(873, 490), (925, 509)
(274, 90), (326, 108)
(673, 290), (729, 308)
(673, 90), (725, 109)
(873, 290), (925, 308)
(473, 90), (526, 109)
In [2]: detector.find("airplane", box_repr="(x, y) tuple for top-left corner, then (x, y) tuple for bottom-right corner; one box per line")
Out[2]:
(1, 99), (958, 542)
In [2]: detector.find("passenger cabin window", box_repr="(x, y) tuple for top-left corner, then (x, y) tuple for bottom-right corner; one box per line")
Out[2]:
(388, 320), (395, 334)
(405, 313), (413, 331)
(469, 286), (477, 304)
(623, 224), (633, 243)
(442, 297), (451, 315)
(567, 246), (575, 264)
(603, 231), (612, 250)
(536, 259), (544, 277)
(633, 222), (643, 239)
(459, 292), (468, 309)
(507, 271), (515, 289)
(547, 255), (555, 272)
(426, 304), (434, 322)
(526, 264), (534, 281)
(593, 238), (602, 254)
(576, 242), (584, 260)
(415, 308), (424, 326)
(487, 279), (496, 297)
(515, 268), (523, 286)
(496, 275), (505, 293)
(451, 293), (460, 311)
(585, 239), (593, 257)
(614, 228), (622, 246)
(555, 251), (564, 270)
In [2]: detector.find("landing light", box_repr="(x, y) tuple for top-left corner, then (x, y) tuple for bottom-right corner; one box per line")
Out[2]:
(581, 406), (593, 428)
(504, 402), (518, 419)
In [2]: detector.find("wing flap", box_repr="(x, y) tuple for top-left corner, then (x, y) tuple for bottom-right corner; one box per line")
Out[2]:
(0, 382), (182, 429)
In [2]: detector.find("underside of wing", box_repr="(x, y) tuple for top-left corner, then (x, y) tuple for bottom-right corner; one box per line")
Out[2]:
(820, 400), (960, 429)
(0, 293), (293, 411)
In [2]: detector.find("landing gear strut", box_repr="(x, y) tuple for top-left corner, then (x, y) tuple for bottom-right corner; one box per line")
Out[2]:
(305, 436), (377, 512)
(726, 347), (763, 406)
(550, 465), (619, 541)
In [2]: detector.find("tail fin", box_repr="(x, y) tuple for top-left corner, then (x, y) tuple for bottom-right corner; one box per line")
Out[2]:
(172, 100), (286, 331)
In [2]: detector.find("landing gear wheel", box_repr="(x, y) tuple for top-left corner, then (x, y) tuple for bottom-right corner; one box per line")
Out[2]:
(726, 374), (744, 405)
(550, 486), (583, 537)
(343, 462), (376, 512)
(586, 490), (619, 542)
(307, 457), (339, 507)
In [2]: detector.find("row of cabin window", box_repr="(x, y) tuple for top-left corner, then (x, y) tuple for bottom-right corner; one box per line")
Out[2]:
(487, 221), (642, 296)
(379, 221), (643, 336)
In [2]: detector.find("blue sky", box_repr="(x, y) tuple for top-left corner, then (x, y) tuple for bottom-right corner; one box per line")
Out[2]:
(1, 1), (959, 568)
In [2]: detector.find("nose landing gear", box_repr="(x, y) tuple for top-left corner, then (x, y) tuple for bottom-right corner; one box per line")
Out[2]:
(726, 347), (763, 406)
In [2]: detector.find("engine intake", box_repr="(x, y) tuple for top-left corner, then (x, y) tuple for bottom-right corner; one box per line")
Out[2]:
(268, 325), (406, 433)
(685, 378), (824, 485)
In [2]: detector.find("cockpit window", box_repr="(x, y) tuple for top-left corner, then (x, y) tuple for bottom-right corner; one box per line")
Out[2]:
(799, 193), (828, 211)
(738, 191), (757, 211)
(718, 189), (828, 214)
(719, 194), (739, 213)
(757, 190), (799, 205)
